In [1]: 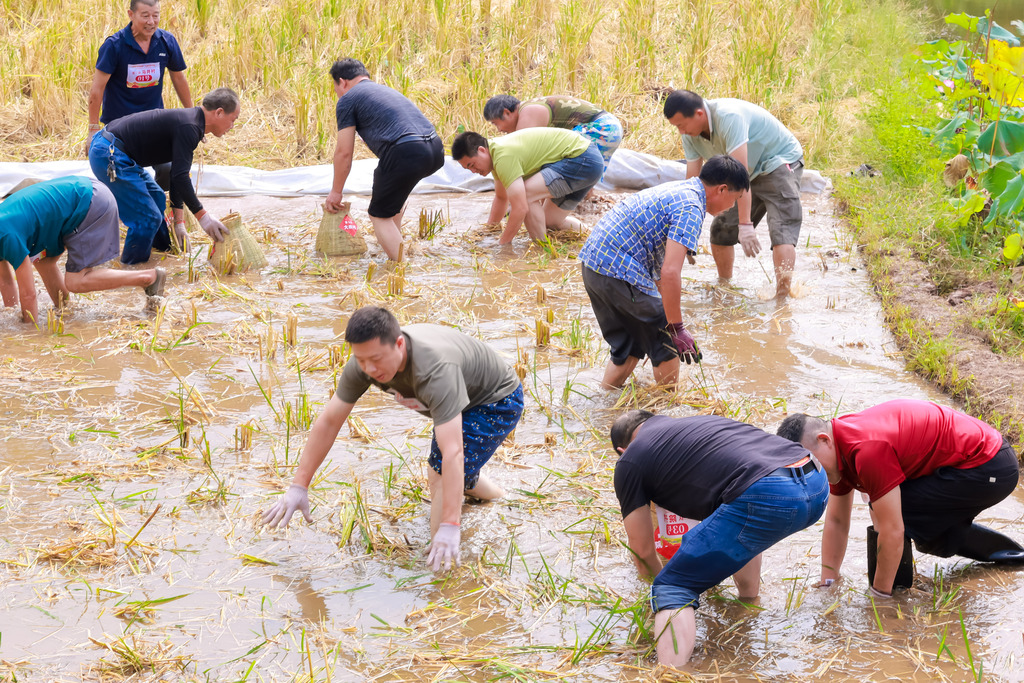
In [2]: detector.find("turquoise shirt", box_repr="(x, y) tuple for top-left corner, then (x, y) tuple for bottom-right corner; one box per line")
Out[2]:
(0, 176), (93, 266)
(681, 99), (802, 180)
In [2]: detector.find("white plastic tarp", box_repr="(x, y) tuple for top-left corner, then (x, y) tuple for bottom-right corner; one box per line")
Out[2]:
(0, 149), (830, 198)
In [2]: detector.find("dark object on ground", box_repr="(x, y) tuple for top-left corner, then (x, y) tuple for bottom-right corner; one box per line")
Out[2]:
(851, 164), (881, 178)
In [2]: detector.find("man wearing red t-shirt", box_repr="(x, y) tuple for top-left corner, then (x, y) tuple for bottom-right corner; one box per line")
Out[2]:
(778, 399), (1023, 597)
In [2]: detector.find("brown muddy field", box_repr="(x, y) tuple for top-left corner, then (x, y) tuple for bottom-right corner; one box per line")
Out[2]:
(1, 188), (1022, 682)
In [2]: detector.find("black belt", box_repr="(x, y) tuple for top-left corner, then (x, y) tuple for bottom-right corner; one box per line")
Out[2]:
(392, 132), (438, 146)
(100, 129), (128, 153)
(770, 459), (817, 478)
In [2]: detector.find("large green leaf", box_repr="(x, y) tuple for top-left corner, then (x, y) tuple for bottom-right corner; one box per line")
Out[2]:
(986, 172), (1024, 224)
(977, 120), (1024, 157)
(1004, 233), (1023, 262)
(979, 159), (1022, 197)
(928, 112), (980, 155)
(945, 13), (1021, 47)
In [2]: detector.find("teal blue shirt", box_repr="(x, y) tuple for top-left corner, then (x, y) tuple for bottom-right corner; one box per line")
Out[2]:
(681, 99), (802, 180)
(0, 176), (93, 266)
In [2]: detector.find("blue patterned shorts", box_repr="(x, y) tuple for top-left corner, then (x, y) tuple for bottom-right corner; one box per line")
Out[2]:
(428, 385), (524, 490)
(573, 111), (623, 175)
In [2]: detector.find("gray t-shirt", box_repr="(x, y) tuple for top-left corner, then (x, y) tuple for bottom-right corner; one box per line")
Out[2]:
(614, 415), (811, 520)
(335, 324), (520, 425)
(334, 80), (436, 158)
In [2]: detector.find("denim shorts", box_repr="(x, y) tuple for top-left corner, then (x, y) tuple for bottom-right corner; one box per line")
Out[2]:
(428, 385), (523, 490)
(539, 142), (604, 210)
(651, 464), (828, 613)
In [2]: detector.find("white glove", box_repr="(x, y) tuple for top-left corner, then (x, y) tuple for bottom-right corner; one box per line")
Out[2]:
(198, 212), (228, 242)
(738, 222), (761, 257)
(172, 221), (190, 252)
(261, 484), (312, 528)
(426, 522), (461, 572)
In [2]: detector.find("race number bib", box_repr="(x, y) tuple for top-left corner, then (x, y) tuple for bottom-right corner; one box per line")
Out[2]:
(387, 390), (427, 411)
(126, 63), (160, 88)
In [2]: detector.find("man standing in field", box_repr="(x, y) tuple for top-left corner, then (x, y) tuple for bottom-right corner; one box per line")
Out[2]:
(664, 90), (804, 298)
(483, 94), (623, 178)
(87, 87), (239, 264)
(579, 155), (748, 389)
(777, 399), (1024, 598)
(451, 129), (603, 244)
(611, 410), (828, 667)
(86, 0), (193, 191)
(261, 306), (523, 573)
(0, 176), (165, 325)
(325, 58), (444, 261)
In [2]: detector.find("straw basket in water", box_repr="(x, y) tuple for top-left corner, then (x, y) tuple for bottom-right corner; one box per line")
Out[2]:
(316, 203), (367, 256)
(208, 212), (268, 274)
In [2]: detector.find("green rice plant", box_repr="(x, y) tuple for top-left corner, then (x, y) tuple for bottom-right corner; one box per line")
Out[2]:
(417, 208), (448, 240)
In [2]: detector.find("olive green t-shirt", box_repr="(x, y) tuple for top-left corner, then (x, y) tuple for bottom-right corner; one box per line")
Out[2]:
(489, 127), (591, 188)
(335, 324), (520, 425)
(521, 95), (604, 129)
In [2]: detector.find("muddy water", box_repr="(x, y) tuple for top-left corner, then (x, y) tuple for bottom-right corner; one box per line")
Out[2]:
(0, 188), (1022, 681)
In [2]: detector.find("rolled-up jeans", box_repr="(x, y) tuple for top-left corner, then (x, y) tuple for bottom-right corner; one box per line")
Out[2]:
(651, 464), (828, 612)
(88, 133), (171, 264)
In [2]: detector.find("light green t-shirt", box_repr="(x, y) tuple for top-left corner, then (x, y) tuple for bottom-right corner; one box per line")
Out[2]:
(335, 324), (520, 425)
(680, 99), (803, 180)
(489, 127), (591, 188)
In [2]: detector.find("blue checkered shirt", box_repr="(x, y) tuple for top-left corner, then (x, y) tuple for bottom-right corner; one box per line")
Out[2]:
(579, 179), (706, 297)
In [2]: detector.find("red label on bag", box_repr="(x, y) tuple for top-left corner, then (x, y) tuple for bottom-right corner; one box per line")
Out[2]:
(340, 215), (358, 236)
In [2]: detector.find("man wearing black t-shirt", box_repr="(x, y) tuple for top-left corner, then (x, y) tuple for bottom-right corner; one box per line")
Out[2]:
(325, 58), (443, 261)
(610, 410), (828, 668)
(88, 87), (239, 264)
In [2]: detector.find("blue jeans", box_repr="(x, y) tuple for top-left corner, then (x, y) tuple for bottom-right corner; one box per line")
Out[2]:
(88, 133), (171, 264)
(651, 466), (828, 612)
(428, 385), (524, 489)
(539, 142), (604, 211)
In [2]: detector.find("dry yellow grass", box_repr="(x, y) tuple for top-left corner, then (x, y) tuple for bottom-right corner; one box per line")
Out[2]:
(0, 0), (914, 170)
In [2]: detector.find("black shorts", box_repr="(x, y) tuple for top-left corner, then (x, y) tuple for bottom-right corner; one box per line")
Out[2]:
(897, 439), (1019, 557)
(368, 135), (444, 218)
(581, 265), (678, 367)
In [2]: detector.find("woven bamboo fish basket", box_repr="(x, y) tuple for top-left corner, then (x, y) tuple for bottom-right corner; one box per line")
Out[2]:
(208, 212), (267, 274)
(315, 203), (367, 256)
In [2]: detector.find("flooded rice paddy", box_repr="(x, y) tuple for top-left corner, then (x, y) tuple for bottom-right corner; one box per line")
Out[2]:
(0, 188), (1022, 681)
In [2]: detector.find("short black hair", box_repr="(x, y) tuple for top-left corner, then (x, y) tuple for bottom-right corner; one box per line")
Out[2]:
(329, 58), (370, 82)
(345, 306), (401, 345)
(201, 87), (239, 114)
(698, 155), (750, 192)
(451, 131), (488, 161)
(483, 95), (520, 122)
(777, 413), (828, 444)
(663, 89), (704, 119)
(610, 410), (655, 453)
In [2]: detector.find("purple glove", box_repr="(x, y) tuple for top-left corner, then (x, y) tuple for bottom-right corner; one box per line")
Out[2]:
(427, 522), (461, 572)
(668, 322), (702, 365)
(261, 484), (312, 528)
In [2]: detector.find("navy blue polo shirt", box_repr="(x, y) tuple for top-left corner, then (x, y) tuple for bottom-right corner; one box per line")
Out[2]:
(96, 24), (187, 124)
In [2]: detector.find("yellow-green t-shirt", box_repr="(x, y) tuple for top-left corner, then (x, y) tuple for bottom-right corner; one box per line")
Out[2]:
(489, 128), (591, 188)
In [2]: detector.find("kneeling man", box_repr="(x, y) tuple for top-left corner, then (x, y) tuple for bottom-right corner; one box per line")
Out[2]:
(778, 399), (1024, 598)
(0, 176), (164, 324)
(612, 410), (828, 667)
(262, 306), (524, 573)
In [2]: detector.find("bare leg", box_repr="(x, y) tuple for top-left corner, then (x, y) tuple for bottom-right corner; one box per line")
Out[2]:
(732, 553), (762, 601)
(64, 267), (157, 294)
(601, 356), (639, 389)
(523, 200), (547, 241)
(773, 244), (796, 297)
(651, 356), (680, 388)
(710, 244), (735, 279)
(542, 201), (572, 230)
(465, 472), (504, 501)
(0, 261), (16, 306)
(654, 607), (697, 668)
(369, 214), (404, 261)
